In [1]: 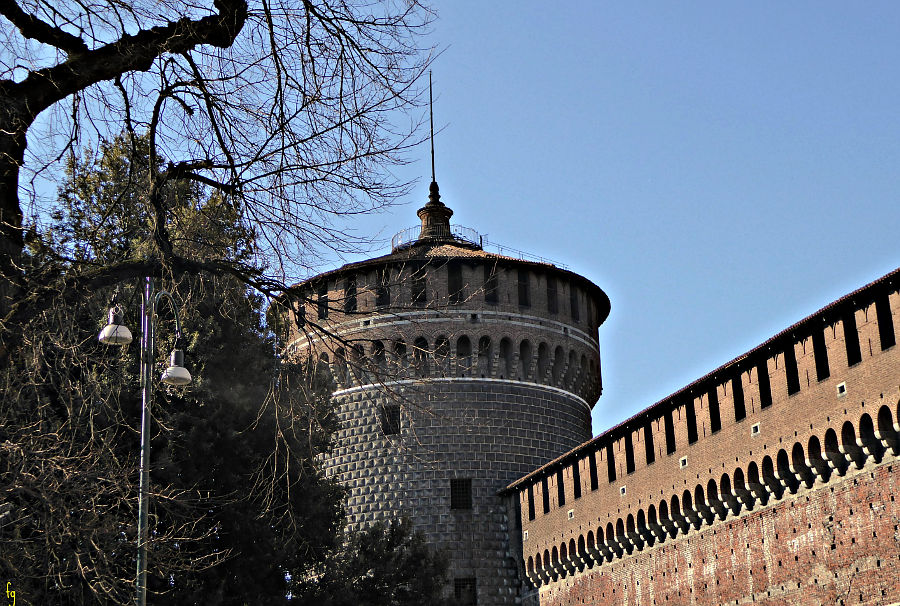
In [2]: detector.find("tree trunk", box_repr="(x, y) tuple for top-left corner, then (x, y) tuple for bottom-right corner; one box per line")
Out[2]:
(0, 123), (27, 322)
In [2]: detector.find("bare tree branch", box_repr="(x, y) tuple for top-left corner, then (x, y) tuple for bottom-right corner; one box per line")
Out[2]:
(0, 0), (87, 54)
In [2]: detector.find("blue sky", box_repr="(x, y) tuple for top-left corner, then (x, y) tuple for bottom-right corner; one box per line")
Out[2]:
(342, 2), (900, 434)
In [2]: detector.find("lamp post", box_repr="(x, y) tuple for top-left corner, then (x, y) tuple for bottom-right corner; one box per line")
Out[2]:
(99, 276), (192, 606)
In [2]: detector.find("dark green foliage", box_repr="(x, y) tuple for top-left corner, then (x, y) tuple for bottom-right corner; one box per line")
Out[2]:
(293, 520), (450, 606)
(1, 132), (449, 605)
(145, 285), (346, 606)
(2, 133), (342, 604)
(52, 134), (252, 267)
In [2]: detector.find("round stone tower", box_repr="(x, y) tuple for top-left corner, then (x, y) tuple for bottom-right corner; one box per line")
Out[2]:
(286, 182), (610, 605)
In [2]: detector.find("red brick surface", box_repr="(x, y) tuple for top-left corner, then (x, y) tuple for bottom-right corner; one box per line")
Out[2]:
(515, 273), (900, 606)
(530, 461), (900, 606)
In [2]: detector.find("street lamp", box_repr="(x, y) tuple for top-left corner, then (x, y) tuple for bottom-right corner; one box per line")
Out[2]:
(99, 277), (192, 606)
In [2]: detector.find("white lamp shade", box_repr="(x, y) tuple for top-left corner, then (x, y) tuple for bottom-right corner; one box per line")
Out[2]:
(99, 308), (133, 345)
(161, 349), (192, 386)
(161, 365), (192, 386)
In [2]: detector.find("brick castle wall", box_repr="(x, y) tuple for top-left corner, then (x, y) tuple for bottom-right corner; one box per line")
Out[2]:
(533, 460), (900, 606)
(510, 271), (900, 606)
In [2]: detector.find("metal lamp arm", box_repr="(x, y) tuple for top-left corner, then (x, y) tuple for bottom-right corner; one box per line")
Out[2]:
(152, 290), (184, 343)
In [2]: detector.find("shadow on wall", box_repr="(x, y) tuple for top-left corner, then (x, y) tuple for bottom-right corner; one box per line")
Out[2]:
(525, 400), (900, 586)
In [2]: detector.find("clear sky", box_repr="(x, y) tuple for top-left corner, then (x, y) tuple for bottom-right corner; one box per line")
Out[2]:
(340, 2), (900, 435)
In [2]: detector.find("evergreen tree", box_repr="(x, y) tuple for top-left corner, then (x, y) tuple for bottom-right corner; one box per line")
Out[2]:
(293, 520), (450, 606)
(2, 133), (448, 605)
(57, 135), (347, 603)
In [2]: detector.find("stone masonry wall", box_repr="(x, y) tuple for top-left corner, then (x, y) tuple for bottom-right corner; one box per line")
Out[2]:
(289, 248), (610, 605)
(325, 379), (593, 604)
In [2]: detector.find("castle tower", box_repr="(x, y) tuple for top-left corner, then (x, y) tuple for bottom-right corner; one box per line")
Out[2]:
(286, 183), (610, 604)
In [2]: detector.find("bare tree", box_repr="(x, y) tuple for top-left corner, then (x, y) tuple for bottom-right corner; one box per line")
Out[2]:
(0, 1), (435, 602)
(0, 0), (434, 343)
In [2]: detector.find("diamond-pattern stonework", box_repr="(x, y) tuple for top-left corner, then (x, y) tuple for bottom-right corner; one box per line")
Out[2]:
(288, 224), (610, 604)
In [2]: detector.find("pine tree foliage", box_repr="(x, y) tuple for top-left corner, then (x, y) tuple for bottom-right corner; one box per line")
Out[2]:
(293, 520), (451, 606)
(0, 0), (448, 599)
(2, 134), (347, 604)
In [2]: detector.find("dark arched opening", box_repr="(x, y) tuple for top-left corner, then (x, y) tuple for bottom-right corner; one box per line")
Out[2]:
(762, 455), (783, 500)
(392, 340), (408, 374)
(877, 404), (899, 456)
(670, 494), (688, 534)
(706, 478), (727, 520)
(578, 534), (589, 569)
(732, 468), (753, 511)
(551, 345), (565, 386)
(747, 461), (768, 505)
(824, 428), (848, 476)
(537, 342), (550, 384)
(719, 473), (740, 516)
(372, 340), (386, 375)
(434, 336), (450, 377)
(456, 335), (472, 377)
(841, 421), (865, 469)
(858, 413), (883, 463)
(477, 336), (492, 377)
(606, 522), (620, 558)
(499, 338), (513, 379)
(616, 518), (631, 554)
(807, 434), (831, 483)
(659, 499), (676, 539)
(413, 337), (429, 377)
(333, 347), (348, 386)
(564, 350), (577, 388)
(776, 449), (800, 494)
(682, 489), (701, 529)
(791, 442), (815, 489)
(519, 340), (533, 380)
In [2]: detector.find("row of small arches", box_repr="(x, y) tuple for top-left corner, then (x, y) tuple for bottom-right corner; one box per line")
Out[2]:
(316, 335), (599, 396)
(525, 403), (900, 587)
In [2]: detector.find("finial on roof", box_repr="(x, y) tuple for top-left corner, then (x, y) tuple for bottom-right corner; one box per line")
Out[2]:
(418, 180), (453, 240)
(428, 180), (441, 205)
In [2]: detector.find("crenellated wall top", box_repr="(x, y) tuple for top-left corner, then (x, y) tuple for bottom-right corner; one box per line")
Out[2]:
(288, 238), (610, 327)
(503, 266), (900, 495)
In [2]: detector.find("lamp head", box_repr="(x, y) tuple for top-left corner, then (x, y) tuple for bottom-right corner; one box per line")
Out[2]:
(98, 307), (133, 345)
(161, 348), (192, 386)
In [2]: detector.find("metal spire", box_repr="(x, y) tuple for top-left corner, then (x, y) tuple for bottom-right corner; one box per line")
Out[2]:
(429, 70), (435, 184)
(425, 70), (442, 207)
(417, 71), (452, 239)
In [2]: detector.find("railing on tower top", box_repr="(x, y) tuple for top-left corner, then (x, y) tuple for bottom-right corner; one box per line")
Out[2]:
(391, 224), (482, 251)
(487, 240), (569, 270)
(390, 224), (568, 270)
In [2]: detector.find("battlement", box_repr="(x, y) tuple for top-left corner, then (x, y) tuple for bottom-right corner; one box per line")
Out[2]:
(505, 267), (900, 599)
